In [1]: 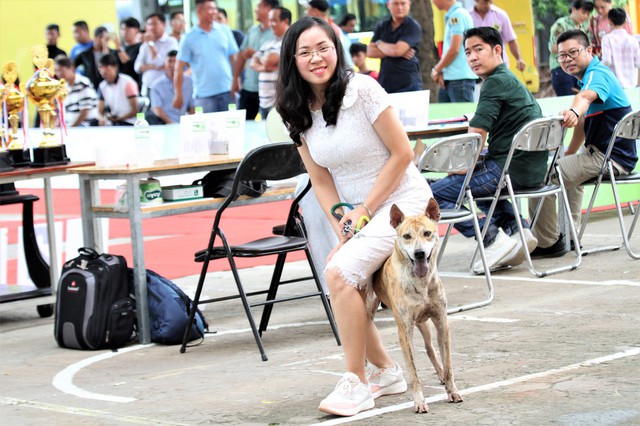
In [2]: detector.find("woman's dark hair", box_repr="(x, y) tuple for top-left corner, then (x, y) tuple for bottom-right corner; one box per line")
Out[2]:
(275, 17), (352, 145)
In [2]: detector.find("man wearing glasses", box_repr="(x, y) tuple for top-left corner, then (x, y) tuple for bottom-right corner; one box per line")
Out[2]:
(530, 29), (636, 258)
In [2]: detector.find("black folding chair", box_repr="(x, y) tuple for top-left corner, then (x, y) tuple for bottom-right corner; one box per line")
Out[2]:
(579, 109), (640, 259)
(180, 142), (340, 361)
(418, 133), (494, 313)
(473, 116), (582, 277)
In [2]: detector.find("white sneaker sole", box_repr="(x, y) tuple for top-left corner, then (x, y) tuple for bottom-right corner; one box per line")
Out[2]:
(371, 379), (408, 398)
(473, 236), (518, 274)
(318, 397), (375, 417)
(499, 230), (538, 267)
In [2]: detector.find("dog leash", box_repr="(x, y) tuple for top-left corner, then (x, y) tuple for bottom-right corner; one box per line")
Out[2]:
(331, 203), (370, 236)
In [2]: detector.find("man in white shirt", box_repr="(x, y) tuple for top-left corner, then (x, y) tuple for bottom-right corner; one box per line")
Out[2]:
(134, 13), (178, 95)
(97, 54), (140, 126)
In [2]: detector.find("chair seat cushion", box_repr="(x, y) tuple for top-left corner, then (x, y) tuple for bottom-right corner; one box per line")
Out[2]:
(195, 236), (309, 261)
(440, 208), (473, 221)
(610, 171), (640, 183)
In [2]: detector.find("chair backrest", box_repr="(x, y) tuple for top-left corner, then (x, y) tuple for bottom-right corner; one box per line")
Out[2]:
(211, 141), (306, 230)
(236, 141), (305, 183)
(418, 133), (483, 208)
(512, 116), (566, 152)
(418, 132), (482, 174)
(592, 109), (640, 178)
(613, 109), (640, 140)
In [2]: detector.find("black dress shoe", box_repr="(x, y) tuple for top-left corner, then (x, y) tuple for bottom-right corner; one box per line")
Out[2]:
(531, 234), (569, 258)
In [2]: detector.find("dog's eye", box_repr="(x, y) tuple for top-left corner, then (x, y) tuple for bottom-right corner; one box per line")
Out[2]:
(424, 231), (432, 238)
(403, 233), (411, 240)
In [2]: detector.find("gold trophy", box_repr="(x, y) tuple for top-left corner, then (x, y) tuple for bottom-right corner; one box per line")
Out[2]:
(26, 45), (69, 166)
(2, 62), (31, 167)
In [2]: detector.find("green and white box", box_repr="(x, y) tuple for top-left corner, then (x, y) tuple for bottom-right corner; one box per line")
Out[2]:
(161, 184), (204, 201)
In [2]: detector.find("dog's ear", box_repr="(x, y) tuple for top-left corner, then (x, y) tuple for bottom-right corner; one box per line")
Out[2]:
(426, 198), (441, 222)
(390, 204), (404, 228)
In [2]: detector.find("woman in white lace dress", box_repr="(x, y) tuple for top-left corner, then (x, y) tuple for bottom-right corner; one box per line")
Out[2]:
(275, 17), (432, 416)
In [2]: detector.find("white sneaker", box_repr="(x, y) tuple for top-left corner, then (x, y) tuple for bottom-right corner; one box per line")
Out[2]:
(473, 228), (518, 274)
(318, 372), (375, 416)
(366, 362), (408, 398)
(499, 228), (538, 267)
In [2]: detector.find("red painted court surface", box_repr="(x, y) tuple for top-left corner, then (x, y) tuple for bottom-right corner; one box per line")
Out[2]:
(2, 188), (305, 283)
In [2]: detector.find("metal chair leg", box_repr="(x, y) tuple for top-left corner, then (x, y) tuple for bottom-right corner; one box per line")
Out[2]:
(258, 252), (289, 335)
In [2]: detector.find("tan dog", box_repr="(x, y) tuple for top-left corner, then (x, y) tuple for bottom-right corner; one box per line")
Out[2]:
(369, 198), (463, 413)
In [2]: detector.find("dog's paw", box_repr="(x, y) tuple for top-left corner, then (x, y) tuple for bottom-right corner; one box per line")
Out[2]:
(448, 392), (463, 403)
(414, 398), (429, 413)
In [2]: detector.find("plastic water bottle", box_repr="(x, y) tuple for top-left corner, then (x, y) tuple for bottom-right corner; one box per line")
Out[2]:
(134, 113), (154, 167)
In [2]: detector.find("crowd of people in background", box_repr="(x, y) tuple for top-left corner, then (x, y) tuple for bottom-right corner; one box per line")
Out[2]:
(37, 0), (637, 129)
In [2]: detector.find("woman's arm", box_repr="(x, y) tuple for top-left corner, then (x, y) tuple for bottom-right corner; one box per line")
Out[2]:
(341, 106), (413, 226)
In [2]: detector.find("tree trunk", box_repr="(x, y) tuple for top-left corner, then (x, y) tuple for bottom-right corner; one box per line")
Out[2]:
(412, 0), (440, 103)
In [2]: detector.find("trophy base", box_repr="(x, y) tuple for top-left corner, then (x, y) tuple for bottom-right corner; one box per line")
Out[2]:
(31, 145), (70, 167)
(0, 183), (19, 196)
(8, 149), (32, 167)
(0, 151), (14, 172)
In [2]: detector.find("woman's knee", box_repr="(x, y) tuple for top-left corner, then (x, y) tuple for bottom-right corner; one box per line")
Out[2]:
(326, 268), (359, 297)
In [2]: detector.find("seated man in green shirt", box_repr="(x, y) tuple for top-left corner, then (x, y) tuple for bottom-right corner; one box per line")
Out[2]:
(431, 26), (548, 273)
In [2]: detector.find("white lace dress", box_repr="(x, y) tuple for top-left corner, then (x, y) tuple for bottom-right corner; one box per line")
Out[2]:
(302, 73), (432, 289)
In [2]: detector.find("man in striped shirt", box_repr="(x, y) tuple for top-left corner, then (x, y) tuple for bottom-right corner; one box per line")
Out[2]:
(250, 7), (290, 118)
(54, 56), (99, 127)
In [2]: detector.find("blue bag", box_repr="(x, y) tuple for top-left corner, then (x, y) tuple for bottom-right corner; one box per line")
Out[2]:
(128, 269), (208, 345)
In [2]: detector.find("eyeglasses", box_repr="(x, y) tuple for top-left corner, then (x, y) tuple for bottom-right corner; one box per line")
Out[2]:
(295, 45), (335, 60)
(556, 48), (584, 62)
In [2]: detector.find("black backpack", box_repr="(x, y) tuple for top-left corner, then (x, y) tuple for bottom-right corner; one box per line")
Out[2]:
(193, 169), (267, 200)
(55, 248), (135, 350)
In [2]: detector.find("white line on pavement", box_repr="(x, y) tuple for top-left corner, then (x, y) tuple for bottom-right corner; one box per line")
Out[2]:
(0, 396), (188, 425)
(440, 271), (640, 286)
(51, 344), (151, 403)
(310, 347), (640, 425)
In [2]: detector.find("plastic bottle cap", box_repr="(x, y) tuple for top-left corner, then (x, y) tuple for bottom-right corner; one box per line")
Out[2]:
(195, 107), (203, 114)
(228, 104), (236, 111)
(137, 112), (145, 119)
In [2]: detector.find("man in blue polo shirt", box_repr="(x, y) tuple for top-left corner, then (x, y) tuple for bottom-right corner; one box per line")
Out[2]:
(431, 0), (477, 102)
(173, 0), (238, 113)
(367, 0), (422, 93)
(531, 29), (637, 257)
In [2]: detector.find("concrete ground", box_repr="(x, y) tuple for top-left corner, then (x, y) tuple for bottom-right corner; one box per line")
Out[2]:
(1, 210), (639, 426)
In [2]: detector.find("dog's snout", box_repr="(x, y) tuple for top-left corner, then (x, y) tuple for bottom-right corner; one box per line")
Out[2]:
(414, 250), (426, 260)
